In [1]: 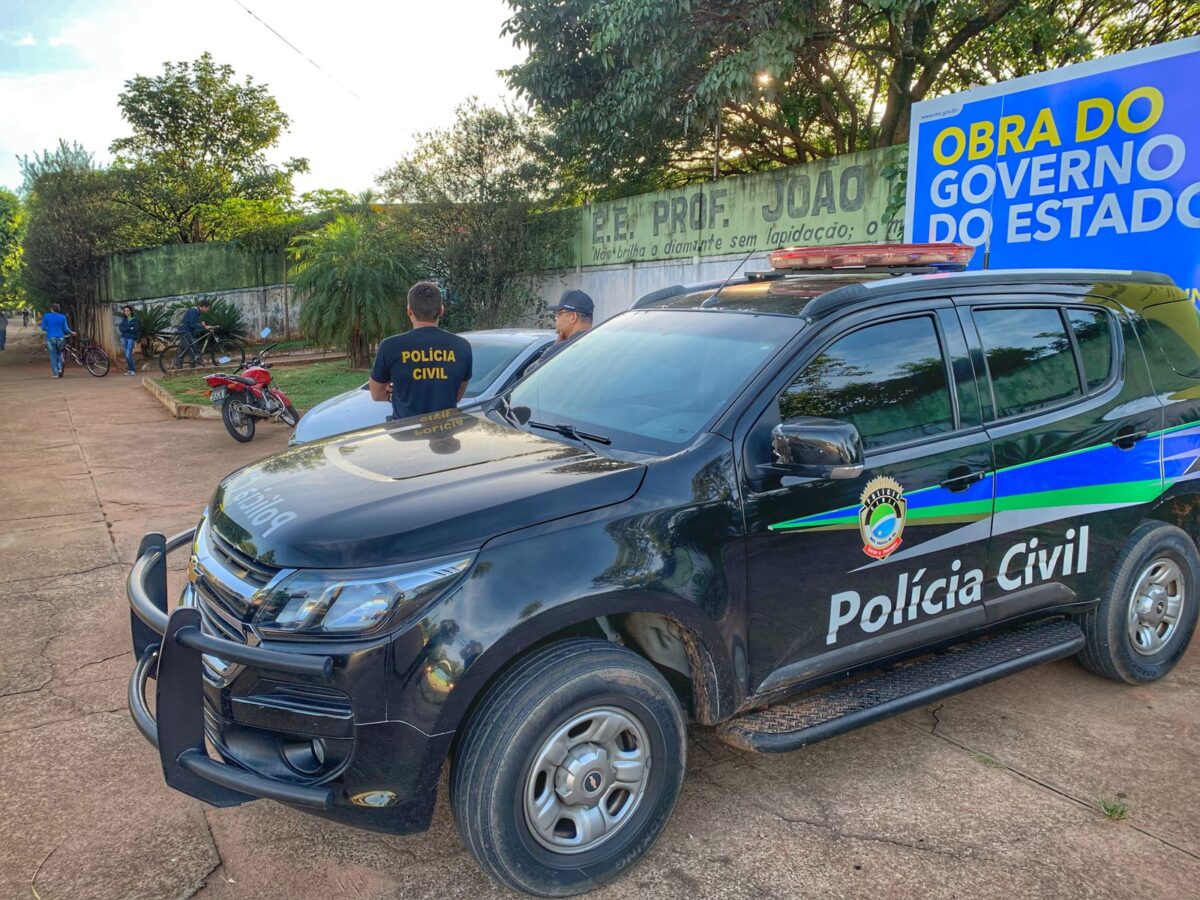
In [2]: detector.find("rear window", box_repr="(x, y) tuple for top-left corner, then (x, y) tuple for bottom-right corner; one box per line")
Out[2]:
(1144, 301), (1200, 379)
(974, 307), (1082, 418)
(1065, 308), (1114, 391)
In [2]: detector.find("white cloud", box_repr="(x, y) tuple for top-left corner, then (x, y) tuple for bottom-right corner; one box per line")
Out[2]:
(0, 0), (525, 194)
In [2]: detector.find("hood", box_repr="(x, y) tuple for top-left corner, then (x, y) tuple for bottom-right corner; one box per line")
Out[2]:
(209, 410), (645, 568)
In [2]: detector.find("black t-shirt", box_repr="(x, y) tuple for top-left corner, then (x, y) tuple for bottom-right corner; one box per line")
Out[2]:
(371, 326), (473, 420)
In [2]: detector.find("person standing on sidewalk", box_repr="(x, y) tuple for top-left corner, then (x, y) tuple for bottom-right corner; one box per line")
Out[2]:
(118, 305), (142, 375)
(22, 309), (29, 327)
(0, 309), (7, 351)
(369, 281), (473, 420)
(175, 299), (213, 367)
(40, 303), (74, 378)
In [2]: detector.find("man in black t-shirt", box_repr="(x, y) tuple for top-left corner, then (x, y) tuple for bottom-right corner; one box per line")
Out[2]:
(369, 282), (473, 420)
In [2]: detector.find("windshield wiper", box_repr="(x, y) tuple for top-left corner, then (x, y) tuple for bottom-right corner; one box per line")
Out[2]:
(528, 420), (612, 453)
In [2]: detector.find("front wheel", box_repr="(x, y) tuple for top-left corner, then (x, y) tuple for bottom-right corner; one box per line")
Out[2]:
(1076, 521), (1200, 683)
(451, 639), (686, 897)
(221, 394), (256, 442)
(83, 347), (110, 377)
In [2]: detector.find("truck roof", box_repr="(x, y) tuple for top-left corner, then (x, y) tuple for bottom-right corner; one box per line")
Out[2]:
(633, 268), (1181, 320)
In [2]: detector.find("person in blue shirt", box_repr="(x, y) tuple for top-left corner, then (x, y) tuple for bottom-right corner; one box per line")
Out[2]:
(118, 305), (142, 375)
(40, 303), (75, 378)
(175, 299), (213, 367)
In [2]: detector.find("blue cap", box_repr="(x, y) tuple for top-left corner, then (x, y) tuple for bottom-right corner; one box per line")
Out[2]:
(550, 289), (594, 317)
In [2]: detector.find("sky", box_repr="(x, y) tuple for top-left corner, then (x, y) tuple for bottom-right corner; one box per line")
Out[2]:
(0, 0), (525, 194)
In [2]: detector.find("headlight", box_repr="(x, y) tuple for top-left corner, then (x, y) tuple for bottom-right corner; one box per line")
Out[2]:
(252, 553), (474, 637)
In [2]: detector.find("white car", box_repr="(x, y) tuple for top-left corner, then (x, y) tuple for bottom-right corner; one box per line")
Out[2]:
(289, 329), (554, 445)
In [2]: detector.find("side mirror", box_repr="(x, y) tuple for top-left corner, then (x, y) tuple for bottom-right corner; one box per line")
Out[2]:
(766, 417), (864, 479)
(260, 327), (272, 339)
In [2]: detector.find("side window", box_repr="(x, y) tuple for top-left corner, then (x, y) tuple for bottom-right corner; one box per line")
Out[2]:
(974, 307), (1082, 418)
(781, 316), (955, 451)
(1065, 308), (1114, 391)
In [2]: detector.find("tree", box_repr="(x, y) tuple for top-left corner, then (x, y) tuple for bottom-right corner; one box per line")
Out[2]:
(290, 194), (422, 368)
(0, 189), (24, 309)
(110, 52), (308, 244)
(18, 141), (130, 342)
(503, 0), (1200, 197)
(378, 99), (574, 331)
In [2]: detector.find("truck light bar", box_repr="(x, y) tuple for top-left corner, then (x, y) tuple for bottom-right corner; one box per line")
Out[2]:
(769, 243), (975, 271)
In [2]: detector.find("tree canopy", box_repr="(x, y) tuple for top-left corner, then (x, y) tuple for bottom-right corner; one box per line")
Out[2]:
(110, 52), (308, 243)
(18, 141), (131, 322)
(503, 0), (1200, 197)
(0, 189), (24, 309)
(378, 99), (574, 331)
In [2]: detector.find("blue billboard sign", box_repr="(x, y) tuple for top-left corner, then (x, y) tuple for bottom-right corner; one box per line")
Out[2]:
(906, 37), (1200, 302)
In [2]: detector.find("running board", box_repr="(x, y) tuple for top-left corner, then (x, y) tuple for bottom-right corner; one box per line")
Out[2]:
(716, 619), (1084, 753)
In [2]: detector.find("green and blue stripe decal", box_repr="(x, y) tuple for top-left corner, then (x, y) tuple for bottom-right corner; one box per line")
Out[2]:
(769, 422), (1200, 537)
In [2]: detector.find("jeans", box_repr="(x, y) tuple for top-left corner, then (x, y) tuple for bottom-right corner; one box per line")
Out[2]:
(0, 327), (6, 350)
(47, 338), (65, 375)
(175, 331), (199, 367)
(122, 338), (137, 373)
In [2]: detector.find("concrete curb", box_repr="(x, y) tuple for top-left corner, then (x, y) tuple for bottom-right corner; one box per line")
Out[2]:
(142, 375), (220, 420)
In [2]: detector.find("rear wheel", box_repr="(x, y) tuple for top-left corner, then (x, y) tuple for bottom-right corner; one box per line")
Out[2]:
(1076, 521), (1200, 683)
(83, 347), (110, 377)
(281, 403), (299, 427)
(208, 338), (245, 367)
(451, 639), (686, 897)
(221, 394), (256, 442)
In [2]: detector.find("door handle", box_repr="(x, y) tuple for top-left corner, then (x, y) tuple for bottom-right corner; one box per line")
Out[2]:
(1111, 429), (1148, 450)
(940, 469), (987, 492)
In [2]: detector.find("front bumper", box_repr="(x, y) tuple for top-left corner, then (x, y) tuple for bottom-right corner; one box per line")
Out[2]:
(126, 529), (447, 832)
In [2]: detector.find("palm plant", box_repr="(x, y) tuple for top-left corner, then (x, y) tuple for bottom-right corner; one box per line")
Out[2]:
(289, 194), (421, 368)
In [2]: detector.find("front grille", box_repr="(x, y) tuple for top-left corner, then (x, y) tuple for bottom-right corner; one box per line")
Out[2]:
(209, 528), (280, 588)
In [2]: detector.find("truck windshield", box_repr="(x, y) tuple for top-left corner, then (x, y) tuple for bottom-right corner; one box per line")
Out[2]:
(508, 310), (799, 454)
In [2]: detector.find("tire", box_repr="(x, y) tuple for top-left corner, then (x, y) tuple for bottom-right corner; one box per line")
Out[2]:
(83, 347), (110, 377)
(209, 338), (245, 367)
(451, 639), (686, 897)
(281, 403), (299, 427)
(1076, 521), (1200, 683)
(221, 394), (256, 442)
(158, 343), (199, 375)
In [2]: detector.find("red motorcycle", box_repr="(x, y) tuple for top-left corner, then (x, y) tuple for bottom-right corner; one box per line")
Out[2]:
(205, 338), (298, 443)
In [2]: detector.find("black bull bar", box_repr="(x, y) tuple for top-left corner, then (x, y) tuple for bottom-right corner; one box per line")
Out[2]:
(127, 529), (335, 810)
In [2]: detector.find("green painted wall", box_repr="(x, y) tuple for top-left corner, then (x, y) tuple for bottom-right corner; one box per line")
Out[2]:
(103, 243), (284, 302)
(573, 146), (905, 267)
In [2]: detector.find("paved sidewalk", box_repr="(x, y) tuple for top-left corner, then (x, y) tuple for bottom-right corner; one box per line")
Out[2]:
(1, 322), (1198, 899)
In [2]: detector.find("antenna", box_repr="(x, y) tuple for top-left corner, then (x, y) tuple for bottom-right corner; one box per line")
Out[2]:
(702, 247), (760, 308)
(983, 238), (991, 270)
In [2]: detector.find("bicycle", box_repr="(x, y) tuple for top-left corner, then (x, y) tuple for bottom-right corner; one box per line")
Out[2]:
(58, 335), (111, 377)
(157, 329), (246, 376)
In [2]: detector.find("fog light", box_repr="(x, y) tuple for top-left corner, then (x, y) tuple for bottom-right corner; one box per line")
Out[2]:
(351, 790), (398, 808)
(280, 737), (327, 775)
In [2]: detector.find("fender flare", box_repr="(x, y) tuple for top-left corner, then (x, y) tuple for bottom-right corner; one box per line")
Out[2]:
(432, 590), (737, 738)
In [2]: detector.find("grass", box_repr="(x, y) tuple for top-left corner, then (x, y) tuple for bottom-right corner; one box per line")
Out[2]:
(1097, 797), (1129, 821)
(157, 360), (367, 411)
(969, 751), (1005, 769)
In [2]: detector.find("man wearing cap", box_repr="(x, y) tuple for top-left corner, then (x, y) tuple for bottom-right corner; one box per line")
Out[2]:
(526, 289), (595, 375)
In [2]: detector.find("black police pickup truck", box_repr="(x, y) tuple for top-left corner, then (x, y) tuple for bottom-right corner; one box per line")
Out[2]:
(128, 243), (1200, 896)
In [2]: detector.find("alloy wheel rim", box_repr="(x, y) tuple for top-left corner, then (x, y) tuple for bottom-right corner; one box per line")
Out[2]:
(1127, 557), (1185, 657)
(523, 706), (651, 855)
